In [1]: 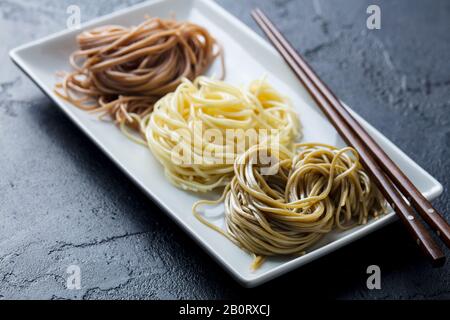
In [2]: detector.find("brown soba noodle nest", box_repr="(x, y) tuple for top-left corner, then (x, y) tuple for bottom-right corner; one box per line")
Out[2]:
(55, 17), (223, 129)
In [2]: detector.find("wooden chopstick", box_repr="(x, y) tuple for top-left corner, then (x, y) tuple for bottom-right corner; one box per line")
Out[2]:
(252, 8), (446, 266)
(252, 8), (450, 251)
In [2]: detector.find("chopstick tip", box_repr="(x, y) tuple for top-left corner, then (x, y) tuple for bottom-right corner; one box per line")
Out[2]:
(251, 7), (263, 16)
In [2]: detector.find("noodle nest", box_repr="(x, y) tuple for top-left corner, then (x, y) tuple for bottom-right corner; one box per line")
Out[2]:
(141, 76), (301, 192)
(194, 143), (386, 267)
(55, 17), (222, 128)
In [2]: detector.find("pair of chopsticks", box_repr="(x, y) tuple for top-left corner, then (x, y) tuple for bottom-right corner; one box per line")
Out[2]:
(251, 8), (449, 266)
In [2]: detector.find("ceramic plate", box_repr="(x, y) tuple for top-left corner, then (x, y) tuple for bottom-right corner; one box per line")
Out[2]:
(10, 0), (443, 287)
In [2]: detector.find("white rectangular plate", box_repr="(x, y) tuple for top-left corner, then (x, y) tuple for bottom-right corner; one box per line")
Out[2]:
(10, 0), (443, 287)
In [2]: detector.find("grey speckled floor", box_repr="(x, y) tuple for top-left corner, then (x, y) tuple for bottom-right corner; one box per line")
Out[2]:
(0, 0), (449, 300)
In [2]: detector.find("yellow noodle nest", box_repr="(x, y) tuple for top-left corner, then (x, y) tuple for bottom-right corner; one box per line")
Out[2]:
(140, 76), (301, 192)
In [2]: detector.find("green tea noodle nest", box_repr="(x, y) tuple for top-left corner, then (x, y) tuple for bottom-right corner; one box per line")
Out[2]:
(194, 143), (386, 269)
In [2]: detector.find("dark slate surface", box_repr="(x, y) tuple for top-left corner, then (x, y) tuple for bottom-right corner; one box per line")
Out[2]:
(0, 0), (449, 299)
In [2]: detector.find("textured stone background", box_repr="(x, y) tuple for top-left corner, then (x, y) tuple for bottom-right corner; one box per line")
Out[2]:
(0, 0), (449, 299)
